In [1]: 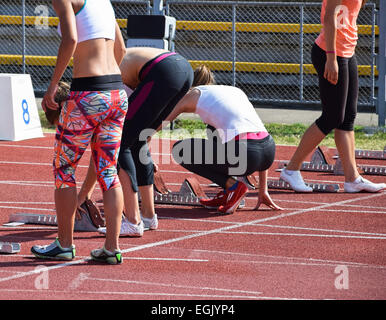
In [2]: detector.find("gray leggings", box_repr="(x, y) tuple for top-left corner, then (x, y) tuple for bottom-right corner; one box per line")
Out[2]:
(172, 129), (276, 189)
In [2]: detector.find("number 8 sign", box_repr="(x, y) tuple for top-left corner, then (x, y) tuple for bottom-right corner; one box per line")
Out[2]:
(21, 99), (30, 124)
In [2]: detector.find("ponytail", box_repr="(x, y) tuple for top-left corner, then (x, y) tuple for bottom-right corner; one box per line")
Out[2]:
(192, 65), (215, 87)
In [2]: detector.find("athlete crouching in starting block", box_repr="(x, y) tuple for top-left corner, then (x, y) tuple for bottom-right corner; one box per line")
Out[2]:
(157, 66), (283, 214)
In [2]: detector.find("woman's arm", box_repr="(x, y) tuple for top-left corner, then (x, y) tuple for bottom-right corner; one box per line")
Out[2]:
(42, 0), (77, 112)
(254, 170), (283, 211)
(155, 89), (198, 132)
(323, 0), (342, 85)
(78, 157), (98, 206)
(114, 22), (126, 66)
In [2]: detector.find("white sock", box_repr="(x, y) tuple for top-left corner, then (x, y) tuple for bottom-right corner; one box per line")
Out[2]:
(285, 169), (297, 175)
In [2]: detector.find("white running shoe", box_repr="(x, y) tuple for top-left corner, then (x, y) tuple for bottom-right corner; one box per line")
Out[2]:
(344, 176), (386, 193)
(98, 218), (144, 237)
(141, 213), (158, 230)
(280, 168), (313, 193)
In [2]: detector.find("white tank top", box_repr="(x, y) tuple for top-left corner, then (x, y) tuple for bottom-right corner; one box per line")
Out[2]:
(58, 0), (116, 43)
(195, 85), (267, 143)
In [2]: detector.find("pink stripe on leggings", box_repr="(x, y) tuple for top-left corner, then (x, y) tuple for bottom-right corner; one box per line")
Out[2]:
(140, 52), (177, 80)
(125, 81), (154, 120)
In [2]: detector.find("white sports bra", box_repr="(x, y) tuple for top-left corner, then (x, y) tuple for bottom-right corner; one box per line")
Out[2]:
(58, 0), (116, 43)
(195, 85), (267, 143)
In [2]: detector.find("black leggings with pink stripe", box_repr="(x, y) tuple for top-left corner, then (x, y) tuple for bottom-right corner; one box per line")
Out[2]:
(118, 52), (193, 192)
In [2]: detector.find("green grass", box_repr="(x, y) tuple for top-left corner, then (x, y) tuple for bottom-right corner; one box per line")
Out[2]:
(38, 111), (386, 150)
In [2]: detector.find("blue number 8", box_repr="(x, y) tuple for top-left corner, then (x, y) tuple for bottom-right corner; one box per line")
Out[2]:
(22, 99), (30, 124)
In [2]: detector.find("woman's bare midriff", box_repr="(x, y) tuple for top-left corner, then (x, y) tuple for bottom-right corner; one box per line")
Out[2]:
(72, 38), (121, 78)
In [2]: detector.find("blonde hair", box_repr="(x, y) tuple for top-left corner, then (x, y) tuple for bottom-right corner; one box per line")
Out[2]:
(44, 81), (70, 125)
(192, 65), (215, 87)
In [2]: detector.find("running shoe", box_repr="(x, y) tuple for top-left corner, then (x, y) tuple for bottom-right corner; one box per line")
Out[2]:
(280, 168), (313, 192)
(218, 181), (248, 214)
(90, 247), (122, 265)
(344, 176), (386, 193)
(31, 238), (75, 261)
(141, 213), (158, 230)
(200, 190), (227, 209)
(98, 218), (144, 237)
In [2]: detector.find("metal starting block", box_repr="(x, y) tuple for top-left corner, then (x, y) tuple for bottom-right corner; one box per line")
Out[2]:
(8, 212), (57, 225)
(278, 146), (386, 176)
(152, 172), (245, 207)
(334, 146), (386, 160)
(267, 179), (339, 192)
(0, 242), (21, 254)
(152, 175), (205, 206)
(6, 211), (102, 231)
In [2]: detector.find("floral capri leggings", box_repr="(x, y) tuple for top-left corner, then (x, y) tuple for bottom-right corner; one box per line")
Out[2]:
(53, 85), (128, 192)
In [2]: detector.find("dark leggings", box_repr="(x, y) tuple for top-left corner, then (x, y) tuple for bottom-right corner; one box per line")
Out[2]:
(312, 43), (358, 135)
(172, 128), (276, 189)
(118, 53), (193, 192)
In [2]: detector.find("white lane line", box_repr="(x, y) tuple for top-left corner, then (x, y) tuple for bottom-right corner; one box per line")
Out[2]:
(188, 248), (386, 269)
(0, 192), (384, 284)
(0, 288), (305, 300)
(88, 276), (262, 296)
(254, 223), (386, 237)
(0, 201), (54, 205)
(0, 206), (55, 212)
(153, 229), (386, 240)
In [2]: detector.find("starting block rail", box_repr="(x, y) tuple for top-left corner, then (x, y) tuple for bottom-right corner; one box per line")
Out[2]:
(267, 179), (339, 192)
(151, 173), (206, 206)
(8, 212), (57, 225)
(278, 145), (386, 176)
(0, 242), (20, 254)
(334, 146), (386, 160)
(354, 149), (385, 160)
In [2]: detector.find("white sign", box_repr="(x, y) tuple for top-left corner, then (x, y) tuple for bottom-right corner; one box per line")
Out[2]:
(0, 74), (44, 141)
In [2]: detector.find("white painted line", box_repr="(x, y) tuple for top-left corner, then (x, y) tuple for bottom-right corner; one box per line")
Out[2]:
(0, 206), (55, 212)
(153, 229), (386, 240)
(189, 248), (386, 269)
(88, 276), (262, 295)
(0, 288), (305, 300)
(254, 223), (386, 237)
(0, 192), (384, 285)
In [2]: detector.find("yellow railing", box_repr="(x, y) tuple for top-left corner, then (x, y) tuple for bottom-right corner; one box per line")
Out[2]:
(0, 54), (378, 76)
(0, 15), (377, 76)
(0, 15), (379, 35)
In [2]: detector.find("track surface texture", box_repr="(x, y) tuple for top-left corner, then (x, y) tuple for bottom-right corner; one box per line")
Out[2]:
(0, 133), (385, 301)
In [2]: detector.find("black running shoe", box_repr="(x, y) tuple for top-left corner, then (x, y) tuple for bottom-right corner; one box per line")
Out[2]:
(31, 238), (75, 260)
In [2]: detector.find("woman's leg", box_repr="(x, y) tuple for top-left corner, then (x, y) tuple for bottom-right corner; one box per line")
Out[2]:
(285, 123), (326, 170)
(334, 54), (360, 183)
(334, 129), (358, 182)
(90, 89), (128, 250)
(281, 44), (349, 192)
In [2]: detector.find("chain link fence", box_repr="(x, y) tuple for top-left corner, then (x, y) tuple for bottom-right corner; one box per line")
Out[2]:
(0, 0), (379, 109)
(166, 0), (377, 107)
(0, 0), (150, 93)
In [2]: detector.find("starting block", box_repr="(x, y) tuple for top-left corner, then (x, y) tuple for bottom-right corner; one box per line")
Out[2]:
(0, 242), (20, 254)
(335, 146), (386, 160)
(241, 170), (339, 193)
(152, 173), (205, 206)
(8, 212), (57, 225)
(152, 172), (245, 207)
(6, 199), (105, 231)
(278, 146), (386, 176)
(267, 179), (339, 192)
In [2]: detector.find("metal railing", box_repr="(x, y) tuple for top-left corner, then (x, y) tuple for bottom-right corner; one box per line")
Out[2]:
(0, 0), (384, 125)
(165, 1), (377, 109)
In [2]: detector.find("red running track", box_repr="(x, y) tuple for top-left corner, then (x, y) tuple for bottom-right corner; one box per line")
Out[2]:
(0, 133), (385, 300)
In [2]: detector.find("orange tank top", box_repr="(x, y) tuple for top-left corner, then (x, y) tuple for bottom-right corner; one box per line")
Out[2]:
(315, 0), (362, 58)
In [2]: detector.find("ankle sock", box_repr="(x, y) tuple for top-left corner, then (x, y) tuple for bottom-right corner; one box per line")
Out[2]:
(228, 181), (239, 191)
